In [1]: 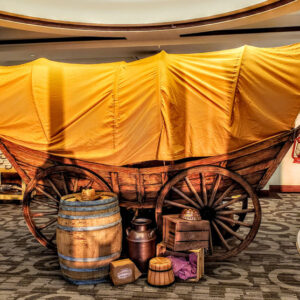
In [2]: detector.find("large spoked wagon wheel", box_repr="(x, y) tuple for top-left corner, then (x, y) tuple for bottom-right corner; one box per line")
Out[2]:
(23, 165), (111, 250)
(156, 165), (261, 261)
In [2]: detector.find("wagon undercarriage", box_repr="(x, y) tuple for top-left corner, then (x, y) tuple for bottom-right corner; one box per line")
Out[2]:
(0, 125), (299, 261)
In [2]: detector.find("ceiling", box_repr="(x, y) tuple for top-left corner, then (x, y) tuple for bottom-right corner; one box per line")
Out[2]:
(0, 0), (271, 26)
(0, 1), (299, 64)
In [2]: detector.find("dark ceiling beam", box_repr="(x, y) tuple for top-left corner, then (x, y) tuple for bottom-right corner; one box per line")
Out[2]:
(0, 36), (126, 45)
(181, 26), (300, 37)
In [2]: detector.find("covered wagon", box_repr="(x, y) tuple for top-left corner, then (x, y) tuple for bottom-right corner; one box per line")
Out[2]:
(0, 43), (299, 261)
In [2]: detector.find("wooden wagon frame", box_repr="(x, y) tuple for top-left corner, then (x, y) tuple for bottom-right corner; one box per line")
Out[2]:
(0, 125), (299, 261)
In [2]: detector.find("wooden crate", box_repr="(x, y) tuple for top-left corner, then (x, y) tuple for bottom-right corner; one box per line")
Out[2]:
(163, 214), (210, 251)
(156, 242), (204, 282)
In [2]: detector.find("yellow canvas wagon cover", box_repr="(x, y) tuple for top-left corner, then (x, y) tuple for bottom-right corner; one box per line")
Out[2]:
(0, 44), (299, 166)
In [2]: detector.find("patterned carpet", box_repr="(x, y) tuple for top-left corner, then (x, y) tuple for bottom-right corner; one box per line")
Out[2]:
(0, 193), (299, 300)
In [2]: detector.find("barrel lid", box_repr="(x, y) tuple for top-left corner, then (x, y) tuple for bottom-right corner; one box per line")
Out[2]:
(149, 257), (172, 270)
(60, 192), (118, 206)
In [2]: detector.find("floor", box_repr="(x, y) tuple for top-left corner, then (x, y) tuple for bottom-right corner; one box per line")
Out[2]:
(0, 193), (299, 300)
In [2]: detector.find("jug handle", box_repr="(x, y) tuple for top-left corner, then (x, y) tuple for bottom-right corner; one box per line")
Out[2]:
(126, 227), (131, 236)
(148, 228), (156, 238)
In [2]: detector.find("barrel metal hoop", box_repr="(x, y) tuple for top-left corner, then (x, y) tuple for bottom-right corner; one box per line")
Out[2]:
(148, 267), (173, 272)
(58, 251), (121, 262)
(60, 263), (109, 273)
(60, 196), (118, 206)
(62, 274), (109, 285)
(58, 208), (120, 220)
(59, 202), (118, 212)
(57, 218), (122, 231)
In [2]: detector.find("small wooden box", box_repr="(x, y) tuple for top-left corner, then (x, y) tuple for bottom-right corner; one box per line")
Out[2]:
(163, 214), (210, 251)
(109, 259), (142, 286)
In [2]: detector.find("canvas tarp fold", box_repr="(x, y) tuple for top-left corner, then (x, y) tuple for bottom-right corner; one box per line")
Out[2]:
(0, 44), (299, 166)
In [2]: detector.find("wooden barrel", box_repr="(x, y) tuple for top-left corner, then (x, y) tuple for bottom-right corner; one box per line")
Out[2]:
(56, 192), (122, 285)
(147, 257), (175, 287)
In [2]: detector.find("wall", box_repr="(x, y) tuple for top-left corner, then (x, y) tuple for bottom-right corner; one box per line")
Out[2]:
(264, 114), (300, 190)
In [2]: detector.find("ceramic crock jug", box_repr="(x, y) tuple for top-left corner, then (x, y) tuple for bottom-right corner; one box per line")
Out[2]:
(126, 218), (156, 273)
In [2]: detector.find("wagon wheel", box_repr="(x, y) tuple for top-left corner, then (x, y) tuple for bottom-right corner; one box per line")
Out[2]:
(23, 165), (111, 250)
(156, 165), (261, 261)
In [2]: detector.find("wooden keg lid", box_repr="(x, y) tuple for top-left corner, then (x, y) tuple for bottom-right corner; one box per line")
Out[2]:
(149, 257), (172, 271)
(61, 191), (116, 202)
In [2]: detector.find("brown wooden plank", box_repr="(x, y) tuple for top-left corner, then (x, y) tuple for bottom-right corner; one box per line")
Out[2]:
(215, 194), (248, 211)
(257, 139), (295, 189)
(0, 140), (31, 183)
(119, 191), (138, 201)
(168, 240), (209, 252)
(211, 220), (230, 251)
(136, 172), (145, 203)
(171, 186), (201, 209)
(118, 201), (156, 209)
(212, 183), (236, 208)
(118, 173), (138, 185)
(161, 173), (168, 185)
(177, 223), (209, 233)
(227, 144), (282, 171)
(208, 174), (222, 206)
(216, 215), (252, 227)
(164, 199), (193, 210)
(237, 160), (274, 176)
(243, 171), (265, 185)
(119, 185), (139, 192)
(184, 176), (204, 208)
(110, 172), (120, 194)
(215, 219), (244, 241)
(201, 173), (208, 206)
(217, 208), (255, 215)
(175, 231), (210, 241)
(47, 177), (62, 198)
(143, 174), (162, 185)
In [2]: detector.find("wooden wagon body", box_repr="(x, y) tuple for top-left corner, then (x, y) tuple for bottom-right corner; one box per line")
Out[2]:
(0, 125), (299, 261)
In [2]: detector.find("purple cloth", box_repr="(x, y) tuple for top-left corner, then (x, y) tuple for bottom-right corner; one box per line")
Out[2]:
(167, 253), (197, 280)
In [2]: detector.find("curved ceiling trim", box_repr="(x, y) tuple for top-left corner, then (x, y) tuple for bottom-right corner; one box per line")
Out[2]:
(0, 0), (297, 32)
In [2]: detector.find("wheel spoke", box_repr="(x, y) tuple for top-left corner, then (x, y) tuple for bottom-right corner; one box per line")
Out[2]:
(31, 212), (58, 218)
(61, 173), (68, 195)
(47, 178), (62, 198)
(171, 186), (201, 209)
(212, 184), (236, 208)
(84, 179), (94, 189)
(184, 177), (204, 208)
(73, 177), (79, 193)
(208, 174), (222, 207)
(31, 198), (58, 209)
(216, 208), (255, 215)
(23, 165), (111, 251)
(35, 186), (59, 203)
(164, 199), (194, 210)
(211, 220), (230, 251)
(215, 219), (244, 241)
(216, 215), (252, 228)
(38, 218), (57, 231)
(156, 165), (261, 262)
(49, 231), (56, 242)
(215, 194), (248, 211)
(201, 173), (208, 206)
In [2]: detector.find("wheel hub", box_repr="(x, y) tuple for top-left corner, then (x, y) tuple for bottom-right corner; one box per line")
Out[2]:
(200, 206), (216, 221)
